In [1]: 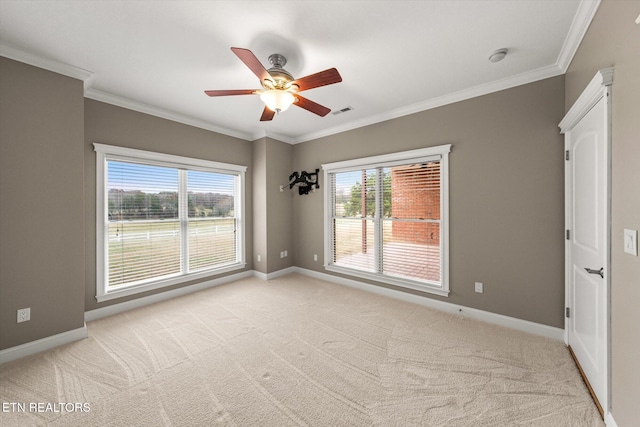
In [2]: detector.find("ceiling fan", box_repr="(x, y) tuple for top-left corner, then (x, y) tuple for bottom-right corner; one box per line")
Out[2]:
(205, 47), (342, 121)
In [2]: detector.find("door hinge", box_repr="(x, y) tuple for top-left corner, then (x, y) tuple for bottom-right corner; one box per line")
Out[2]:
(565, 150), (570, 161)
(566, 307), (570, 318)
(566, 229), (570, 240)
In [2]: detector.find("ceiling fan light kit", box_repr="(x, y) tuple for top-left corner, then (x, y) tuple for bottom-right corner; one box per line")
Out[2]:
(260, 89), (295, 113)
(205, 47), (342, 121)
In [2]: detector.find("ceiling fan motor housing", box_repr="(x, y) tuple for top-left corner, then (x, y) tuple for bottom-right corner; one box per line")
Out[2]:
(265, 54), (295, 89)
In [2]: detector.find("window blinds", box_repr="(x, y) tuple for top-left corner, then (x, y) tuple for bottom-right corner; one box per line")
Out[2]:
(331, 169), (377, 272)
(106, 160), (239, 289)
(107, 161), (181, 287)
(382, 162), (441, 283)
(329, 161), (442, 285)
(186, 170), (237, 272)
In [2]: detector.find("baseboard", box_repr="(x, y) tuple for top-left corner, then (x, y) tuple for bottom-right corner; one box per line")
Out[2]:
(253, 270), (268, 281)
(5, 266), (563, 365)
(253, 266), (297, 281)
(85, 270), (254, 322)
(293, 267), (564, 341)
(0, 324), (88, 365)
(605, 412), (618, 427)
(267, 266), (297, 280)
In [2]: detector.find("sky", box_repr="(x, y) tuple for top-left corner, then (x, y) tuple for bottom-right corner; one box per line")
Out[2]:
(108, 161), (234, 195)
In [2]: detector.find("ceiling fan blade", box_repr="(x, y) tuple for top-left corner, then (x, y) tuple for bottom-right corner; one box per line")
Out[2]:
(293, 95), (331, 117)
(231, 47), (271, 83)
(292, 68), (342, 92)
(260, 106), (276, 121)
(204, 89), (258, 97)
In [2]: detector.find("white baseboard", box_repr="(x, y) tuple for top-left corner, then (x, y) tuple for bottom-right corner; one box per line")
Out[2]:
(253, 270), (268, 281)
(605, 412), (618, 427)
(4, 266), (563, 365)
(293, 267), (564, 341)
(85, 270), (254, 322)
(253, 266), (297, 281)
(0, 324), (88, 365)
(2, 271), (254, 364)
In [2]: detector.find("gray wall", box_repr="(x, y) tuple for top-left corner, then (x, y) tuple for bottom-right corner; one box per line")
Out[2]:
(265, 138), (293, 273)
(3, 9), (637, 422)
(84, 99), (253, 311)
(565, 1), (640, 425)
(0, 59), (256, 348)
(252, 137), (294, 274)
(0, 58), (86, 350)
(293, 75), (566, 328)
(252, 138), (268, 274)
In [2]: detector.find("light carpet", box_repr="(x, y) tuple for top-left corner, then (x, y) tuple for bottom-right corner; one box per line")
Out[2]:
(0, 273), (603, 426)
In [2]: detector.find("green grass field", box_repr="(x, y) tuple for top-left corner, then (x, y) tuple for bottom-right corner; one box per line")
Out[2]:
(108, 218), (236, 288)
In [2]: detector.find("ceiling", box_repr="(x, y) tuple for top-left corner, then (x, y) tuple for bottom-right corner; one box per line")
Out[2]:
(0, 1), (600, 144)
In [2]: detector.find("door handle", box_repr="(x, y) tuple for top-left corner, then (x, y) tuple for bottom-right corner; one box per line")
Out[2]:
(585, 267), (604, 278)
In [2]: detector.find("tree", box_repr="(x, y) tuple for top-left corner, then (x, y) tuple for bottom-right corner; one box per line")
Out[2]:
(343, 172), (392, 217)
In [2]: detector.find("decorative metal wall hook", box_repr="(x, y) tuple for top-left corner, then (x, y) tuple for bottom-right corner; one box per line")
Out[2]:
(288, 168), (320, 195)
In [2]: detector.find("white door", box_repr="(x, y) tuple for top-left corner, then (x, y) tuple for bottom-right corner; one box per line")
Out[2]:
(565, 90), (609, 414)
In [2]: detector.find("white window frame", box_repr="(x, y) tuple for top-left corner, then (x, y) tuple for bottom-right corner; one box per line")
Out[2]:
(322, 144), (451, 297)
(94, 143), (247, 302)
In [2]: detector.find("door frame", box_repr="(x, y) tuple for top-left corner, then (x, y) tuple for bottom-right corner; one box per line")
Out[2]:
(559, 67), (613, 417)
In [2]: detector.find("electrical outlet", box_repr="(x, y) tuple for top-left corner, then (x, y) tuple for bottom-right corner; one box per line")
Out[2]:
(475, 282), (483, 293)
(314, 254), (318, 262)
(284, 250), (288, 257)
(17, 307), (30, 323)
(257, 254), (261, 262)
(280, 251), (284, 258)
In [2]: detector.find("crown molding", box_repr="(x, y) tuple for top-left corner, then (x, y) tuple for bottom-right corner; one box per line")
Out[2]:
(85, 88), (253, 141)
(292, 63), (564, 144)
(249, 131), (268, 142)
(265, 131), (296, 144)
(1, 44), (254, 142)
(249, 130), (297, 144)
(556, 0), (601, 72)
(0, 43), (94, 85)
(292, 0), (600, 144)
(3, 0), (599, 147)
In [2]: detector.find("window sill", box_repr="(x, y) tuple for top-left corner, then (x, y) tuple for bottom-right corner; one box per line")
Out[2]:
(96, 262), (246, 303)
(324, 264), (449, 297)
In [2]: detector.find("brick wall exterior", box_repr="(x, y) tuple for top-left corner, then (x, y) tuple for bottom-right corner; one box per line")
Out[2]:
(390, 163), (440, 245)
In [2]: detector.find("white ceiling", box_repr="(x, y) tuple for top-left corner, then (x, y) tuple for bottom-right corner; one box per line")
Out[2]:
(0, 0), (599, 144)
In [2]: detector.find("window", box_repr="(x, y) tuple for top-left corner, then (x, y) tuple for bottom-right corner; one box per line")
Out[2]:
(323, 145), (450, 296)
(94, 143), (246, 302)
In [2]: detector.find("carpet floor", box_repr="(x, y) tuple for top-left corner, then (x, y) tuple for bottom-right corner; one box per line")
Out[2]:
(0, 273), (603, 426)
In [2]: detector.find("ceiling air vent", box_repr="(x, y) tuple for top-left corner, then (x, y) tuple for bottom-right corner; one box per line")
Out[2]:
(332, 106), (355, 115)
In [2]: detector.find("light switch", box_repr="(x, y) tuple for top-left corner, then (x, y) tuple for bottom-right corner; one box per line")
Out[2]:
(624, 229), (638, 256)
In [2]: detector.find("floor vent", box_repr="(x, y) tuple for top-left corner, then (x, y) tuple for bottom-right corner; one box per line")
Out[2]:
(332, 106), (355, 115)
